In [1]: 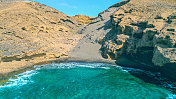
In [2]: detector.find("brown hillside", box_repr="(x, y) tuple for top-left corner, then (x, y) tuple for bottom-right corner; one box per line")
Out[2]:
(71, 15), (95, 25)
(0, 1), (82, 73)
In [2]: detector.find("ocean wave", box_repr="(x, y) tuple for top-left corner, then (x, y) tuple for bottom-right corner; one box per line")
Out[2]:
(1, 62), (176, 96)
(0, 70), (38, 88)
(34, 62), (176, 91)
(34, 62), (118, 70)
(166, 94), (176, 99)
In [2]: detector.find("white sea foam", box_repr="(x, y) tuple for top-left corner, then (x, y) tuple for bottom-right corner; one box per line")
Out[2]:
(166, 94), (176, 99)
(35, 62), (176, 96)
(0, 70), (38, 88)
(100, 67), (111, 69)
(122, 67), (145, 72)
(35, 62), (116, 70)
(1, 62), (176, 96)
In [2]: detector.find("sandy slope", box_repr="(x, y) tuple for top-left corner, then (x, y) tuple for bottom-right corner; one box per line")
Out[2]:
(69, 7), (119, 60)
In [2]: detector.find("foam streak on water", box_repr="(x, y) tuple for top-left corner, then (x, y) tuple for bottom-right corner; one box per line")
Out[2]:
(34, 62), (116, 70)
(0, 62), (176, 98)
(0, 70), (38, 88)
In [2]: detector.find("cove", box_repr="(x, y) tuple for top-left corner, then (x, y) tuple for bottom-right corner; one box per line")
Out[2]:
(0, 62), (176, 98)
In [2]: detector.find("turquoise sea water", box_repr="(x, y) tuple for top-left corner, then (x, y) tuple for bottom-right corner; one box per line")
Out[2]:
(0, 62), (176, 99)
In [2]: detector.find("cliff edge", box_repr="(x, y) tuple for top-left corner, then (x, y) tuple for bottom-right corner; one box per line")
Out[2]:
(0, 1), (83, 73)
(0, 0), (176, 80)
(101, 0), (176, 80)
(70, 0), (176, 80)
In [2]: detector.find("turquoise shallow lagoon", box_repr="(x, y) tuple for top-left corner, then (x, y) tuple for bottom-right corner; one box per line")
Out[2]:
(0, 62), (176, 99)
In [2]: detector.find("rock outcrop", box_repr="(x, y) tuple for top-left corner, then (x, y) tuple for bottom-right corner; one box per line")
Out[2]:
(100, 0), (176, 80)
(71, 15), (95, 25)
(0, 0), (176, 80)
(0, 1), (82, 73)
(70, 0), (176, 80)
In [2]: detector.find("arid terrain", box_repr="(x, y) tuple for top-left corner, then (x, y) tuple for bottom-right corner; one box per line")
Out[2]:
(0, 1), (86, 74)
(70, 0), (176, 80)
(0, 0), (176, 80)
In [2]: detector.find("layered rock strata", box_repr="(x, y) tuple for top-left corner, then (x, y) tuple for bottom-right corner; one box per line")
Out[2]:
(100, 0), (176, 80)
(70, 0), (176, 80)
(0, 1), (82, 73)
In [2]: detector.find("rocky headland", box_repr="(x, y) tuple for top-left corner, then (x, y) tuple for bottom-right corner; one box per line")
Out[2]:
(101, 0), (176, 80)
(0, 0), (176, 80)
(70, 0), (176, 80)
(0, 1), (85, 74)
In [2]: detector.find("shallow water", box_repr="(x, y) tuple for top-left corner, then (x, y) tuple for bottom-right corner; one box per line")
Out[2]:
(0, 62), (176, 99)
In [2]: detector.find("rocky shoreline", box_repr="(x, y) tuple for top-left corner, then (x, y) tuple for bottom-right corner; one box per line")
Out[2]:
(0, 55), (157, 85)
(0, 0), (176, 81)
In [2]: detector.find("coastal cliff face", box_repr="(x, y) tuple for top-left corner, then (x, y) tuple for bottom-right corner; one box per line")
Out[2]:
(0, 0), (176, 80)
(0, 1), (83, 73)
(100, 0), (176, 79)
(69, 0), (176, 80)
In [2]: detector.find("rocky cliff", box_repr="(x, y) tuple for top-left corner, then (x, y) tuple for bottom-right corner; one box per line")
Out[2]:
(100, 0), (176, 80)
(0, 1), (83, 73)
(0, 0), (176, 80)
(70, 0), (176, 80)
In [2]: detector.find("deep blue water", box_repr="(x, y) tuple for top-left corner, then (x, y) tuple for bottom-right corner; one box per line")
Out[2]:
(0, 62), (176, 99)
